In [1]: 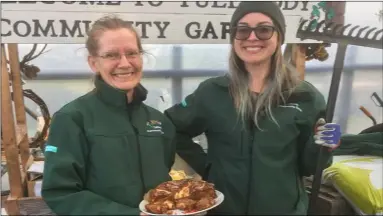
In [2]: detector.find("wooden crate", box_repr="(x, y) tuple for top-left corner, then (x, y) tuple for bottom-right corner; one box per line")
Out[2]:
(1, 44), (53, 215)
(304, 177), (356, 215)
(5, 196), (54, 215)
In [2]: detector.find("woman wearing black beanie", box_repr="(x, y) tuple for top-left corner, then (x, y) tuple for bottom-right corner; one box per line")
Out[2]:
(165, 2), (342, 215)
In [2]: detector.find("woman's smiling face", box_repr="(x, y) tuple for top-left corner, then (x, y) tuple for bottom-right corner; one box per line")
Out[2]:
(88, 28), (143, 90)
(233, 12), (278, 65)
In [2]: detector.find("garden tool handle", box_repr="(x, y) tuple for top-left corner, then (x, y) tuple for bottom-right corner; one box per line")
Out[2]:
(359, 106), (373, 118)
(371, 92), (383, 107)
(307, 43), (348, 215)
(359, 106), (377, 126)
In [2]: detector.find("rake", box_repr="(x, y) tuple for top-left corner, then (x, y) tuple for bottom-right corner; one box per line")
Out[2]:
(296, 19), (383, 215)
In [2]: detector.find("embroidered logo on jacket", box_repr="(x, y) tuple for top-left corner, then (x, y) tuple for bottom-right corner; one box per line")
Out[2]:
(146, 120), (164, 134)
(279, 103), (302, 112)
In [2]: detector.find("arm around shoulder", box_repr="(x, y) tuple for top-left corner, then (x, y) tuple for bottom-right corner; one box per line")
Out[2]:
(42, 111), (141, 215)
(162, 116), (177, 171)
(164, 82), (209, 176)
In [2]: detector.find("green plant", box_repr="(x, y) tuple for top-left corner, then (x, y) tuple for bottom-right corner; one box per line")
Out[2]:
(309, 1), (335, 30)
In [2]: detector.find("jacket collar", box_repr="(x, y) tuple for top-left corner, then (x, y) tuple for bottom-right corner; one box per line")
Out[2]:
(94, 75), (147, 109)
(212, 74), (231, 87)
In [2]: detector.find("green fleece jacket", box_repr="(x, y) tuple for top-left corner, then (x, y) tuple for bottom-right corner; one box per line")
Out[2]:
(42, 76), (176, 215)
(165, 75), (332, 215)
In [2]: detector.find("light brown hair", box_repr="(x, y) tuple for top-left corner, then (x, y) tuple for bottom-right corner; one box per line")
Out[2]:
(85, 15), (143, 56)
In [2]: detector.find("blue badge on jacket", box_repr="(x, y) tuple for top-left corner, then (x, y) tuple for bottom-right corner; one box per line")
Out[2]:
(181, 99), (187, 107)
(45, 145), (58, 153)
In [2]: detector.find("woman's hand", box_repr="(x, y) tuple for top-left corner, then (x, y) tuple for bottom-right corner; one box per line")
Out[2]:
(314, 118), (341, 150)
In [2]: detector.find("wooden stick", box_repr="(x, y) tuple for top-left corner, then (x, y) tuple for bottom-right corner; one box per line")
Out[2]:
(7, 43), (30, 170)
(283, 44), (293, 62)
(4, 197), (21, 216)
(1, 44), (23, 198)
(291, 44), (306, 80)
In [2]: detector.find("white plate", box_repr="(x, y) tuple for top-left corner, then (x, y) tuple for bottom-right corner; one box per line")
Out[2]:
(139, 190), (224, 215)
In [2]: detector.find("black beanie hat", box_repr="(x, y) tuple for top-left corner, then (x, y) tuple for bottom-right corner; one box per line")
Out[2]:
(230, 1), (286, 43)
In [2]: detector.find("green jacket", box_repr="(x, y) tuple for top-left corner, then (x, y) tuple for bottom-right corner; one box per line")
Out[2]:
(334, 132), (383, 156)
(42, 76), (176, 215)
(164, 75), (332, 215)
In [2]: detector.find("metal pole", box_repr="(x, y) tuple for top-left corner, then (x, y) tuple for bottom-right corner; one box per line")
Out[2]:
(171, 46), (183, 104)
(25, 106), (38, 120)
(307, 43), (348, 215)
(334, 45), (357, 133)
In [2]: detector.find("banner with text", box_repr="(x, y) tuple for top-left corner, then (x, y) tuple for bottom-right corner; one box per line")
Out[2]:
(1, 1), (323, 44)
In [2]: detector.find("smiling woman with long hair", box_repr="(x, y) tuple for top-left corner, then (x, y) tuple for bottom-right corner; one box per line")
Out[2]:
(165, 2), (342, 215)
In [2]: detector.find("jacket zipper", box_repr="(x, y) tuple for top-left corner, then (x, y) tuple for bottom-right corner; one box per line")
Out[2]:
(245, 119), (255, 214)
(128, 107), (146, 195)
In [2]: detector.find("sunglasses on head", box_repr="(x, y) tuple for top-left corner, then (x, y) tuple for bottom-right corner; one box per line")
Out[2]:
(233, 25), (276, 41)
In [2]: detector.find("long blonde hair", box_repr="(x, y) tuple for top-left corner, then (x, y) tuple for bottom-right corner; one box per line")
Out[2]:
(228, 34), (300, 130)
